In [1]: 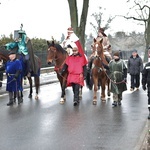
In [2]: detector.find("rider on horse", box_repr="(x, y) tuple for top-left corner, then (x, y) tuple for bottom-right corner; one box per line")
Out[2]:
(60, 27), (87, 72)
(61, 27), (74, 55)
(5, 24), (34, 77)
(88, 27), (112, 70)
(61, 27), (88, 62)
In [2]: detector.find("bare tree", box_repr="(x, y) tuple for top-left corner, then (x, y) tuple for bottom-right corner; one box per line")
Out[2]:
(90, 7), (115, 35)
(122, 0), (150, 61)
(67, 0), (89, 50)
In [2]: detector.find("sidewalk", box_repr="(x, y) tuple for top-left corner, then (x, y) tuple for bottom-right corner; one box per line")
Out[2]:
(0, 72), (58, 95)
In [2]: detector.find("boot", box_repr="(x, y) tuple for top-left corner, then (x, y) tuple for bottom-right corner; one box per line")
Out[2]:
(18, 97), (23, 105)
(118, 101), (122, 105)
(7, 99), (14, 106)
(112, 101), (117, 107)
(7, 92), (14, 106)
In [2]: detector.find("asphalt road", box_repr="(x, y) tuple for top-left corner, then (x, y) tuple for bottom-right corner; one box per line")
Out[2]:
(0, 76), (149, 150)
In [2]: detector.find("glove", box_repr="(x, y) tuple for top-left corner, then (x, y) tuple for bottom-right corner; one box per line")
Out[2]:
(14, 70), (20, 79)
(142, 85), (146, 91)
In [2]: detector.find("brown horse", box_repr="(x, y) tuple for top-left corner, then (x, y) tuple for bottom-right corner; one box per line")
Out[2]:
(47, 40), (68, 104)
(0, 45), (41, 100)
(87, 38), (110, 104)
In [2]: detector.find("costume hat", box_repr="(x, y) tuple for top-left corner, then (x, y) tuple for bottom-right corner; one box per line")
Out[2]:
(113, 51), (120, 57)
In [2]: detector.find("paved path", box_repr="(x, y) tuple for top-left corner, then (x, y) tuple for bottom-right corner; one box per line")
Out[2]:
(0, 72), (150, 149)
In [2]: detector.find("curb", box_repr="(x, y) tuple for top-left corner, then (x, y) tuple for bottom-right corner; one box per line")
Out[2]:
(134, 120), (150, 150)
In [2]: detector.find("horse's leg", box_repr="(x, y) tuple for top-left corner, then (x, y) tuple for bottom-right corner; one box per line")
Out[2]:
(59, 76), (66, 104)
(34, 76), (40, 100)
(93, 77), (98, 105)
(27, 77), (33, 98)
(101, 79), (106, 102)
(107, 79), (111, 97)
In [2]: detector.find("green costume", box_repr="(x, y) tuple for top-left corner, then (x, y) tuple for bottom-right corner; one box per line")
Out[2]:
(109, 59), (127, 94)
(5, 26), (37, 75)
(5, 32), (28, 55)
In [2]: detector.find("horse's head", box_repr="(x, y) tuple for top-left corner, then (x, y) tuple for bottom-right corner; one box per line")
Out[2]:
(47, 40), (57, 65)
(91, 38), (103, 57)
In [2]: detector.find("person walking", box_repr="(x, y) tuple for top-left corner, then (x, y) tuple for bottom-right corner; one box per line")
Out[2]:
(142, 61), (150, 119)
(60, 42), (87, 106)
(5, 51), (23, 106)
(127, 49), (143, 91)
(108, 51), (127, 107)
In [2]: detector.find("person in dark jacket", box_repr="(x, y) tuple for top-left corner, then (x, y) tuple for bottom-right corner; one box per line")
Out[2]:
(142, 61), (150, 119)
(127, 49), (143, 91)
(5, 51), (23, 106)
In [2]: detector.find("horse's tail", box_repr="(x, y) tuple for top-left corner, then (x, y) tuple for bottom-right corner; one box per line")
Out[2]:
(85, 71), (93, 90)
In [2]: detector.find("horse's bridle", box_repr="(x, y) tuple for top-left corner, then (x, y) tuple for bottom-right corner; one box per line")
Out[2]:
(91, 43), (105, 72)
(48, 46), (67, 71)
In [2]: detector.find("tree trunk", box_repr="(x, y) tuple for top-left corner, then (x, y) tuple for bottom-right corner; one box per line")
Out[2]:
(67, 0), (89, 51)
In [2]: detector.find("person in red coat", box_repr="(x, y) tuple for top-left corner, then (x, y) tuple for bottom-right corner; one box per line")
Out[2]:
(60, 42), (87, 106)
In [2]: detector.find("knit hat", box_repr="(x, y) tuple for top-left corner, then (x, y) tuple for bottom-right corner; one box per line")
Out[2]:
(113, 51), (120, 57)
(132, 49), (137, 53)
(8, 51), (16, 55)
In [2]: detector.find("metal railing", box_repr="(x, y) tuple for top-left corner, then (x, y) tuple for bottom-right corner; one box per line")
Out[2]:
(3, 66), (55, 79)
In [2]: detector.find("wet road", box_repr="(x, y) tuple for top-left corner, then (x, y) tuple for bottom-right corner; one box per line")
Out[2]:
(0, 81), (148, 150)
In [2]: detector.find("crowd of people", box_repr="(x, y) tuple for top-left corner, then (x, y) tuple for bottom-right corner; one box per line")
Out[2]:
(1, 26), (150, 119)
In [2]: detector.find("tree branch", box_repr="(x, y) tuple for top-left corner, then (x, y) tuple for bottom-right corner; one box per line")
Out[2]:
(117, 15), (148, 22)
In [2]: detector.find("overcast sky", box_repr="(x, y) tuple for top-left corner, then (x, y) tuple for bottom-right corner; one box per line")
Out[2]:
(0, 0), (145, 40)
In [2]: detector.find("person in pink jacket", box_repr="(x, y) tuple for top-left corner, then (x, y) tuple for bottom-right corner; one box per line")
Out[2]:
(60, 42), (87, 106)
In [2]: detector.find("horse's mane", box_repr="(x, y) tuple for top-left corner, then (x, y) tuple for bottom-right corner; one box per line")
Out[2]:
(48, 41), (67, 54)
(0, 46), (10, 61)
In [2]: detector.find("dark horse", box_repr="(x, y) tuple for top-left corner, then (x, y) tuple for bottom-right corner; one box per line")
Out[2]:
(0, 40), (41, 99)
(47, 40), (68, 104)
(86, 38), (110, 105)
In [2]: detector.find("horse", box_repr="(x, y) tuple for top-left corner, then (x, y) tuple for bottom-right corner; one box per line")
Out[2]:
(0, 41), (41, 100)
(86, 38), (111, 105)
(46, 40), (68, 104)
